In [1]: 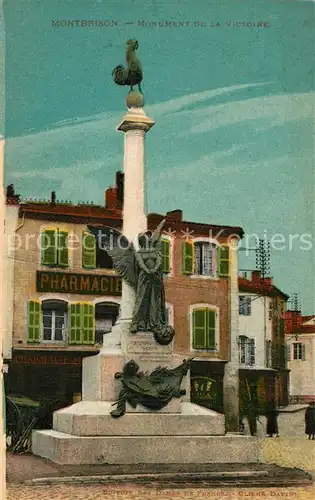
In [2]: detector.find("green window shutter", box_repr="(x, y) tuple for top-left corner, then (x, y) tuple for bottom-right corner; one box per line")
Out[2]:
(57, 231), (69, 267)
(161, 239), (170, 273)
(69, 303), (82, 344)
(302, 343), (306, 361)
(82, 303), (95, 345)
(285, 344), (291, 362)
(41, 229), (57, 266)
(207, 310), (216, 350)
(182, 241), (194, 275)
(28, 300), (41, 343)
(192, 309), (207, 348)
(82, 232), (96, 269)
(218, 245), (230, 277)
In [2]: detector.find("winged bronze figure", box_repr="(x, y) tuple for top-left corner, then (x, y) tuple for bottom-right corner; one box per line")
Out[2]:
(88, 220), (175, 346)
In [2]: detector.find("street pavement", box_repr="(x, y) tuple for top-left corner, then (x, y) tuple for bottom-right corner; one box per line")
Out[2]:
(6, 433), (315, 499)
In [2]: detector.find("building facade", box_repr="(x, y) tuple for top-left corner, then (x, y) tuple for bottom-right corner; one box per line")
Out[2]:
(238, 271), (289, 413)
(4, 174), (243, 417)
(285, 311), (315, 404)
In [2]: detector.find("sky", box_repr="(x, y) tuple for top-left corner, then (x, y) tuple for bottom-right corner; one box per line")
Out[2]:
(2, 0), (315, 313)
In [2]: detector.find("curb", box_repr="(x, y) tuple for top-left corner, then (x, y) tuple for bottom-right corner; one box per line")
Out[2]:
(25, 470), (271, 486)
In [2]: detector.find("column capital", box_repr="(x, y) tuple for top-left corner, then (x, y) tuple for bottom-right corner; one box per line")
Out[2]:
(117, 108), (155, 133)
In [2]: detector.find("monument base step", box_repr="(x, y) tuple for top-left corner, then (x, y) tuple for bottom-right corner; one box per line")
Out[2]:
(32, 430), (260, 465)
(53, 401), (225, 436)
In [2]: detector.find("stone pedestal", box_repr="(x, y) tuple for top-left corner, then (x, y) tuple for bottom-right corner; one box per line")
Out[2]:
(32, 401), (260, 465)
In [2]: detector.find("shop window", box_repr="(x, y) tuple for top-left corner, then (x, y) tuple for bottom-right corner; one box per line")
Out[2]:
(95, 302), (120, 344)
(238, 336), (255, 365)
(182, 241), (229, 277)
(239, 296), (251, 316)
(293, 342), (306, 361)
(41, 229), (69, 267)
(82, 232), (113, 269)
(42, 300), (68, 342)
(191, 307), (217, 351)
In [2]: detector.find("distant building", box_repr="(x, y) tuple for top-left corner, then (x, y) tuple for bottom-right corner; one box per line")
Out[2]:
(285, 310), (315, 404)
(4, 173), (243, 416)
(238, 271), (289, 411)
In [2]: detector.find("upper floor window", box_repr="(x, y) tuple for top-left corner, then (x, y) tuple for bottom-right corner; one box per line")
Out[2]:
(41, 229), (69, 267)
(239, 335), (255, 365)
(293, 342), (306, 361)
(239, 296), (251, 316)
(182, 241), (229, 277)
(194, 242), (215, 276)
(82, 232), (113, 270)
(191, 307), (217, 351)
(28, 299), (121, 346)
(42, 300), (67, 342)
(28, 299), (68, 343)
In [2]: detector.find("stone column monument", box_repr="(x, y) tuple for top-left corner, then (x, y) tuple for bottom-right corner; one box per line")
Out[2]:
(32, 40), (259, 465)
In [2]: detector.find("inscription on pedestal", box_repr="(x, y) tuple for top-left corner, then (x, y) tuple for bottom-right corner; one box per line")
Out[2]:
(125, 332), (173, 355)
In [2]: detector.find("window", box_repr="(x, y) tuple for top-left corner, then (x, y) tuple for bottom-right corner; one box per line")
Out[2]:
(41, 229), (69, 267)
(42, 300), (67, 342)
(194, 242), (214, 276)
(28, 299), (67, 343)
(239, 336), (255, 365)
(182, 241), (229, 277)
(191, 307), (217, 351)
(27, 300), (96, 345)
(293, 342), (306, 361)
(239, 296), (251, 316)
(95, 302), (119, 344)
(82, 232), (113, 269)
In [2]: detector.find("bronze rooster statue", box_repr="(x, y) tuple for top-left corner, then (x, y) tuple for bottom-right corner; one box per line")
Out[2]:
(112, 39), (143, 93)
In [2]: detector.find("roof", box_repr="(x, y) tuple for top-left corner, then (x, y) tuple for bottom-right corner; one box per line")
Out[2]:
(238, 277), (289, 300)
(15, 203), (244, 237)
(18, 202), (123, 225)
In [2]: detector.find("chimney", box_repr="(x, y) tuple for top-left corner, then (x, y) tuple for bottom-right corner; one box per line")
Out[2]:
(105, 187), (117, 210)
(116, 171), (124, 209)
(6, 184), (20, 204)
(263, 277), (273, 287)
(251, 270), (261, 282)
(51, 191), (56, 205)
(6, 184), (15, 197)
(166, 210), (183, 222)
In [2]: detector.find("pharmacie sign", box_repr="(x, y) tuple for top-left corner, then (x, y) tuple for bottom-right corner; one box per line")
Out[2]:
(37, 271), (122, 296)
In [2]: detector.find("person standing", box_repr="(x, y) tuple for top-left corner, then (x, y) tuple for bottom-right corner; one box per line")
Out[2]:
(266, 403), (279, 438)
(305, 401), (315, 440)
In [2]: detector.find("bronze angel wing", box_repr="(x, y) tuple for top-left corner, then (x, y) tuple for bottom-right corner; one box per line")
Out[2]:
(87, 225), (138, 288)
(149, 219), (166, 255)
